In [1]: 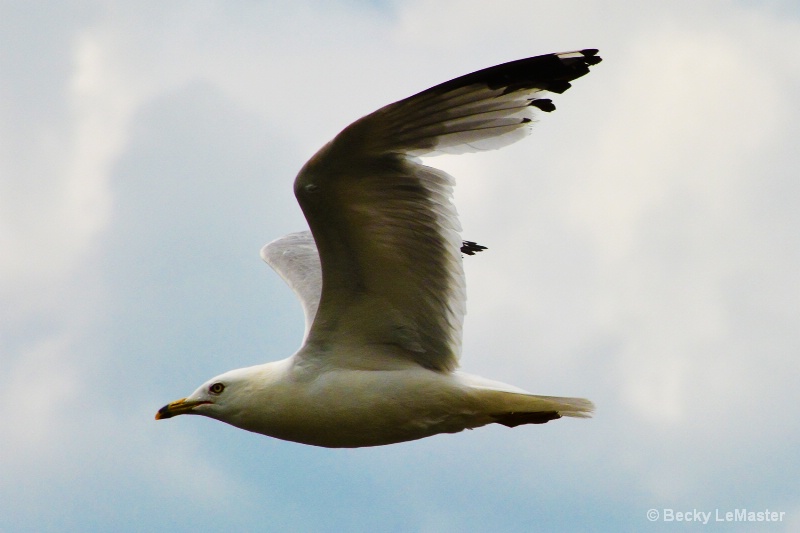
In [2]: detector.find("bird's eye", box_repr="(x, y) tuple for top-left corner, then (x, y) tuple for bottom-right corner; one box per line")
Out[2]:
(209, 382), (225, 395)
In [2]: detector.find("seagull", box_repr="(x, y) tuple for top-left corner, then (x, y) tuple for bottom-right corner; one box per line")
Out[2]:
(156, 50), (601, 447)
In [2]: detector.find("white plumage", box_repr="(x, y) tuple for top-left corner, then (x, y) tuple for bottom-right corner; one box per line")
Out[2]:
(156, 50), (601, 447)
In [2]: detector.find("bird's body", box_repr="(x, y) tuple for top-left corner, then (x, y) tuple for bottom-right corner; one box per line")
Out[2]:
(205, 358), (476, 449)
(182, 355), (589, 448)
(157, 49), (601, 447)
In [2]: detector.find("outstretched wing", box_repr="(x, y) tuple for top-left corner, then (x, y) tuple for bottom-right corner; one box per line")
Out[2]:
(294, 50), (601, 372)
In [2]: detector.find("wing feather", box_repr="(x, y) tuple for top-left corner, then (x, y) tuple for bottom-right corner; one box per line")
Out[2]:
(260, 232), (321, 343)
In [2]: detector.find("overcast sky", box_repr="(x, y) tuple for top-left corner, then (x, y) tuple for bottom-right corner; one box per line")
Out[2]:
(2, 1), (800, 531)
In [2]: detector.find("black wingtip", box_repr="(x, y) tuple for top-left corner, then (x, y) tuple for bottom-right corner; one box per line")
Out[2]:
(581, 49), (603, 65)
(461, 241), (487, 256)
(546, 80), (573, 94)
(417, 49), (602, 101)
(529, 98), (556, 112)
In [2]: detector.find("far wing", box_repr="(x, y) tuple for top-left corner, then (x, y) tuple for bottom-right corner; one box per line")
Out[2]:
(260, 231), (321, 343)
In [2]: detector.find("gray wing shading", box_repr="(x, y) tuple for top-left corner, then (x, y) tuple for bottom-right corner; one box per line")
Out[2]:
(363, 49), (601, 157)
(261, 231), (487, 344)
(294, 50), (601, 372)
(260, 231), (321, 343)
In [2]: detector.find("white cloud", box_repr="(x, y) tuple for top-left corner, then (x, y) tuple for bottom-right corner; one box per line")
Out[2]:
(1, 336), (79, 462)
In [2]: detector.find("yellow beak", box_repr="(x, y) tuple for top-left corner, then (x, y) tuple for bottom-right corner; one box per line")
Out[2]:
(155, 398), (211, 420)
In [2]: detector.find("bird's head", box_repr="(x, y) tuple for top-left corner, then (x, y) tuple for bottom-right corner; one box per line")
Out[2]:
(155, 365), (267, 422)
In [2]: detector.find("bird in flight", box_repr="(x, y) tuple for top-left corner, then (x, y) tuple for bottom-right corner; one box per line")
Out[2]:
(156, 49), (601, 447)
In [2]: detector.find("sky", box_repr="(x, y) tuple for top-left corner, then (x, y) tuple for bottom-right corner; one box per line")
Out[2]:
(2, 0), (800, 531)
